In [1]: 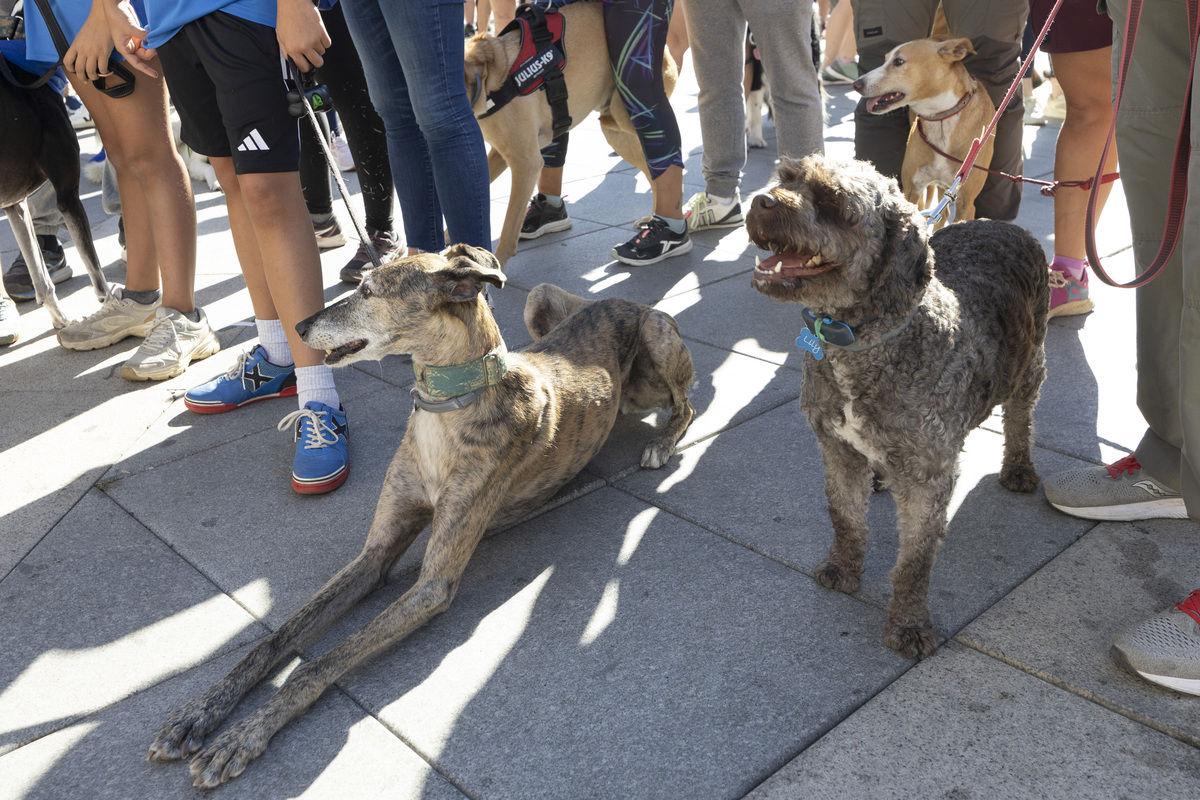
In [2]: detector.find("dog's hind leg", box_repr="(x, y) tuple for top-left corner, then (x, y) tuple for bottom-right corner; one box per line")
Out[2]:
(631, 311), (695, 468)
(186, 478), (503, 788)
(56, 186), (109, 303)
(886, 474), (954, 658)
(3, 200), (70, 328)
(813, 436), (873, 595)
(999, 345), (1045, 493)
(149, 463), (433, 764)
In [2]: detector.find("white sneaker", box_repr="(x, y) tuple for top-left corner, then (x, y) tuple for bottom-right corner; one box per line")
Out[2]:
(683, 192), (745, 232)
(56, 286), (159, 351)
(121, 307), (221, 381)
(332, 132), (355, 172)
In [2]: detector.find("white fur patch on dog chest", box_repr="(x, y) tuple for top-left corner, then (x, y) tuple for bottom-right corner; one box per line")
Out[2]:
(831, 399), (889, 467)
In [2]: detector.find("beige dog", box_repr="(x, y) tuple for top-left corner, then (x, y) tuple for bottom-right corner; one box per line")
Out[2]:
(147, 244), (695, 787)
(465, 3), (677, 265)
(853, 36), (995, 224)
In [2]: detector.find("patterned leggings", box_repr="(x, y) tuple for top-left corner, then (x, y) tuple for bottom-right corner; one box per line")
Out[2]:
(541, 0), (682, 179)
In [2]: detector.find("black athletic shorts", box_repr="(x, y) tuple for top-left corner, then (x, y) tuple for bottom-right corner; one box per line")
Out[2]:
(157, 11), (300, 174)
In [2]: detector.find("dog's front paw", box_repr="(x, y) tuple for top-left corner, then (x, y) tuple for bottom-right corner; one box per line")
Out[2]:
(999, 463), (1040, 493)
(188, 716), (272, 788)
(640, 438), (676, 469)
(884, 622), (939, 659)
(815, 560), (861, 594)
(747, 133), (767, 149)
(147, 697), (226, 762)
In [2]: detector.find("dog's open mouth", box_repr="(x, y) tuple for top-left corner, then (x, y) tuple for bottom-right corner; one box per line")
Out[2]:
(864, 92), (905, 114)
(753, 251), (835, 283)
(324, 339), (368, 365)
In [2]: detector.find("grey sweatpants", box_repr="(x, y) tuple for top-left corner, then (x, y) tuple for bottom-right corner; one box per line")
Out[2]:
(849, 0), (1027, 222)
(681, 0), (824, 200)
(1105, 0), (1200, 520)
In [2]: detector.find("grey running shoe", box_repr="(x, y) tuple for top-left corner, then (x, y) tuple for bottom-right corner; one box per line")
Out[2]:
(314, 216), (347, 249)
(340, 229), (403, 284)
(822, 60), (859, 85)
(121, 307), (221, 381)
(56, 285), (159, 351)
(0, 297), (20, 346)
(1112, 590), (1200, 696)
(1043, 454), (1187, 521)
(683, 192), (744, 232)
(4, 235), (70, 301)
(520, 194), (572, 239)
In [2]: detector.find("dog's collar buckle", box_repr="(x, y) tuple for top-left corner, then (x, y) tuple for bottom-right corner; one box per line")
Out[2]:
(798, 306), (918, 357)
(413, 344), (509, 412)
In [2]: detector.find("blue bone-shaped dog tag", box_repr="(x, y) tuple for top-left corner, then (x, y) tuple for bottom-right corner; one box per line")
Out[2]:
(797, 329), (824, 360)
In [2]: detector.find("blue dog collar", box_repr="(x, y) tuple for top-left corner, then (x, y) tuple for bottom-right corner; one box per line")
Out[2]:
(796, 305), (918, 359)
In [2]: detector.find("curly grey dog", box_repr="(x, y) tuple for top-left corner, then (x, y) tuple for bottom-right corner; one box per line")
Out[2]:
(747, 155), (1049, 658)
(147, 244), (695, 787)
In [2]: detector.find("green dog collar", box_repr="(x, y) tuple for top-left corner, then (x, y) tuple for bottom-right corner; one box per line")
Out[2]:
(413, 344), (509, 404)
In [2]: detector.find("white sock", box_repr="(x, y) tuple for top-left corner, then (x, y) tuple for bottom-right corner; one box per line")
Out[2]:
(296, 365), (340, 410)
(256, 318), (294, 367)
(707, 193), (735, 207)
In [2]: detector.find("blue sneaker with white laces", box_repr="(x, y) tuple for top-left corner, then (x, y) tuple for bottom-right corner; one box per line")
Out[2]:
(184, 345), (297, 414)
(277, 401), (349, 494)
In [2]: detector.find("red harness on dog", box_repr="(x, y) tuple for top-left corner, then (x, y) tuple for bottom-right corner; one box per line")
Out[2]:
(478, 4), (572, 136)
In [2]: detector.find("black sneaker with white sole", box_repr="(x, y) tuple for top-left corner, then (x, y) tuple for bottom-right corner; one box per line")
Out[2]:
(4, 234), (70, 301)
(611, 217), (692, 266)
(520, 194), (572, 239)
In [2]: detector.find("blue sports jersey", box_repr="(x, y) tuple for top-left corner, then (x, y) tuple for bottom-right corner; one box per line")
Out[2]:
(142, 0), (276, 49)
(24, 0), (147, 64)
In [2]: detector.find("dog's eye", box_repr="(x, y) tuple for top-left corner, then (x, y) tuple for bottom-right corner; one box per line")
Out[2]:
(360, 285), (373, 299)
(892, 57), (905, 67)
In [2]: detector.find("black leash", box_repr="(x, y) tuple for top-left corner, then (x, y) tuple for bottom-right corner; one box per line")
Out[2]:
(287, 59), (382, 269)
(26, 0), (135, 97)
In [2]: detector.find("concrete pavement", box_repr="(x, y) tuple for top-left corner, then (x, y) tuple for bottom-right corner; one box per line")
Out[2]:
(2, 59), (1199, 800)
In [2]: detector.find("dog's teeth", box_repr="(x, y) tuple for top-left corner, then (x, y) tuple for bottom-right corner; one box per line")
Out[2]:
(811, 254), (824, 266)
(774, 263), (782, 273)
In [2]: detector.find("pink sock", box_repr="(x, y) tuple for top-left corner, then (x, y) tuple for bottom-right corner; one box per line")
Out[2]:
(1051, 255), (1087, 281)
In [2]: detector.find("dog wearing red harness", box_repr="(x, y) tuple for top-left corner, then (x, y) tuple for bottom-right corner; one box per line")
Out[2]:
(465, 2), (677, 265)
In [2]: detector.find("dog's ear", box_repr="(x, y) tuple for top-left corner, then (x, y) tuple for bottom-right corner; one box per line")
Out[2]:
(937, 38), (976, 63)
(467, 69), (484, 108)
(442, 244), (507, 301)
(871, 201), (932, 317)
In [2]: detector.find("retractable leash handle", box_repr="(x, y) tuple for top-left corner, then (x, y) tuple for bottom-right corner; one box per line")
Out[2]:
(287, 59), (382, 269)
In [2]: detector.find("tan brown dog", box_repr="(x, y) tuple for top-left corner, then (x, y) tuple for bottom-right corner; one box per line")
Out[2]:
(853, 36), (996, 225)
(747, 156), (1047, 659)
(465, 3), (677, 265)
(147, 244), (695, 787)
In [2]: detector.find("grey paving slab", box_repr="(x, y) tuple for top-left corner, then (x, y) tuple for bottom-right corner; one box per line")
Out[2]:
(102, 383), (424, 628)
(0, 489), (262, 753)
(746, 641), (1200, 800)
(0, 389), (173, 576)
(306, 487), (911, 800)
(582, 337), (796, 478)
(960, 520), (1200, 743)
(0, 642), (467, 800)
(618, 401), (1097, 639)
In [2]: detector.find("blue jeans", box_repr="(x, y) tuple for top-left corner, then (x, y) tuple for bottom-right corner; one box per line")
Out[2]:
(340, 0), (491, 252)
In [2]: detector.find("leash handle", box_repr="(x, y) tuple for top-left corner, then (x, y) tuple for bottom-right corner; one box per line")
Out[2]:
(1085, 0), (1198, 289)
(30, 0), (135, 97)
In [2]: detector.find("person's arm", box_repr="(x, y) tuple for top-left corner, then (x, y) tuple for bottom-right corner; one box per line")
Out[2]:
(101, 0), (160, 78)
(62, 0), (121, 81)
(276, 0), (331, 72)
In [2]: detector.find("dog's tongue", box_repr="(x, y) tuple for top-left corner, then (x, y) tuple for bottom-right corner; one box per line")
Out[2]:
(865, 96), (886, 114)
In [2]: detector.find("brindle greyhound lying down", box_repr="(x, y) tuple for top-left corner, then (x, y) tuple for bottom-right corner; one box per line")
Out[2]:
(147, 244), (695, 787)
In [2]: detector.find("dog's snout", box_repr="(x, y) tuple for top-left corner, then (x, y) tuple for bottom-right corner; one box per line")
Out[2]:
(295, 312), (317, 340)
(753, 193), (779, 210)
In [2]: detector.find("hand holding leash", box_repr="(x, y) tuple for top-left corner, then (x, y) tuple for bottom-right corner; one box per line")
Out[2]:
(276, 0), (330, 72)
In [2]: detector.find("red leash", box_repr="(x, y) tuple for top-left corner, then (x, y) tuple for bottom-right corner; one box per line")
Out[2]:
(1085, 0), (1199, 289)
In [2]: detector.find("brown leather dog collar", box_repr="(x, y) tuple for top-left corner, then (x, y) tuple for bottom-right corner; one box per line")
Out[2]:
(917, 80), (977, 122)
